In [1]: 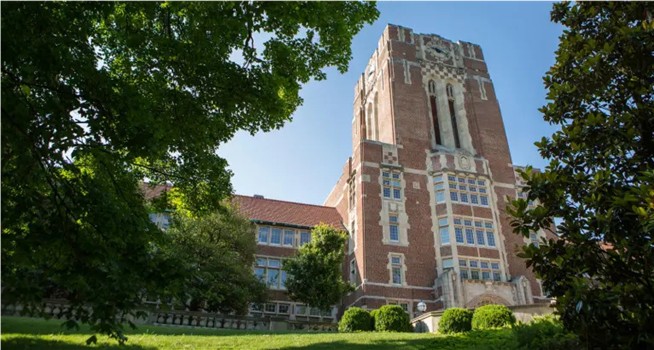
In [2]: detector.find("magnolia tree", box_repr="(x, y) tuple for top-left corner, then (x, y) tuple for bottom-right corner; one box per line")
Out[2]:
(509, 2), (654, 348)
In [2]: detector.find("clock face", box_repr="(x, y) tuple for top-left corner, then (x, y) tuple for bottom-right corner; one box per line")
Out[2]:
(427, 44), (451, 61)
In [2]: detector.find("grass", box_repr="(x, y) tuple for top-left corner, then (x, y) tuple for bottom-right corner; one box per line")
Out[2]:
(1, 316), (517, 349)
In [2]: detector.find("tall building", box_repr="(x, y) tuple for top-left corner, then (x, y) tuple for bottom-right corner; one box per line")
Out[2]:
(324, 24), (554, 316)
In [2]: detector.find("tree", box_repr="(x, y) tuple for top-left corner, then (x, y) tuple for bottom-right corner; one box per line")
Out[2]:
(508, 3), (654, 349)
(1, 1), (378, 342)
(164, 203), (267, 315)
(283, 224), (353, 312)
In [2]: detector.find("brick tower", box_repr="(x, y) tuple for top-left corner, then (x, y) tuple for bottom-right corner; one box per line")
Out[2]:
(325, 24), (553, 317)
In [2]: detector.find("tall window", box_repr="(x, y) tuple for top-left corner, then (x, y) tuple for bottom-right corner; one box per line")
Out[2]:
(390, 255), (403, 285)
(299, 231), (311, 246)
(389, 215), (399, 242)
(428, 80), (442, 145)
(255, 257), (287, 290)
(446, 84), (461, 149)
(349, 177), (356, 210)
(382, 170), (402, 200)
(350, 221), (357, 250)
(438, 217), (450, 245)
(433, 174), (445, 203)
(283, 229), (295, 247)
(350, 259), (357, 283)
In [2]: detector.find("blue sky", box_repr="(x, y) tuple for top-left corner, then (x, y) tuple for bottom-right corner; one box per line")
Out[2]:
(219, 2), (563, 206)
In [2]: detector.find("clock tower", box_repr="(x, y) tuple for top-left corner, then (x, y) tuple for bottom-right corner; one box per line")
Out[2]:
(325, 24), (553, 316)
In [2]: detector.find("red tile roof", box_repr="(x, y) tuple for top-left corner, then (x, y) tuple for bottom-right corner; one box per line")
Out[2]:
(233, 195), (345, 230)
(141, 182), (172, 200)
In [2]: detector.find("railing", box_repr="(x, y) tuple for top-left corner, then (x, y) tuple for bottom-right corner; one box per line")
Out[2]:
(2, 301), (338, 332)
(150, 310), (272, 330)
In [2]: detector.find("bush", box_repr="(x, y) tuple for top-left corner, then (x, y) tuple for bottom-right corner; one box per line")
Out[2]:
(471, 304), (516, 330)
(369, 309), (379, 330)
(513, 315), (579, 350)
(374, 305), (412, 332)
(338, 307), (372, 332)
(438, 307), (473, 334)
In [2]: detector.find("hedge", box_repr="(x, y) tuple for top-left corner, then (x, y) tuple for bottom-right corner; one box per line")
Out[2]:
(471, 304), (516, 330)
(374, 305), (412, 332)
(338, 307), (372, 332)
(438, 307), (473, 334)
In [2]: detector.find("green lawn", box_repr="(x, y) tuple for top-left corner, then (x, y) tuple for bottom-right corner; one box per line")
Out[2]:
(1, 316), (517, 349)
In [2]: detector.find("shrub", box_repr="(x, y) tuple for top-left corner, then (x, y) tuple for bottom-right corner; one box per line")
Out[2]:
(513, 315), (579, 350)
(369, 309), (379, 330)
(374, 305), (412, 332)
(438, 307), (473, 334)
(471, 304), (516, 330)
(338, 307), (372, 332)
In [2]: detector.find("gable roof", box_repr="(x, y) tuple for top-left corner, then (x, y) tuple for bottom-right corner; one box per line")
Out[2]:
(233, 195), (345, 230)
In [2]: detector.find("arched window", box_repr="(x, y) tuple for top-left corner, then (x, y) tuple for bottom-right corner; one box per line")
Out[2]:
(446, 84), (461, 148)
(428, 80), (436, 95)
(428, 80), (442, 145)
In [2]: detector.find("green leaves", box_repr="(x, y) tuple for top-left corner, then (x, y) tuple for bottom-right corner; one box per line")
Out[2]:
(508, 2), (654, 349)
(2, 1), (377, 343)
(284, 224), (354, 312)
(164, 205), (267, 315)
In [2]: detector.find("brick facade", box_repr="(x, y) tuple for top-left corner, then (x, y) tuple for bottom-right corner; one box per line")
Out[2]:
(325, 25), (553, 318)
(228, 24), (553, 321)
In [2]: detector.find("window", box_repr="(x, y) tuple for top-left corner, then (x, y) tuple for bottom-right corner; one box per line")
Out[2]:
(442, 258), (453, 269)
(455, 227), (464, 243)
(476, 229), (486, 245)
(283, 230), (295, 246)
(487, 231), (496, 247)
(258, 227), (269, 244)
(530, 232), (540, 247)
(270, 228), (282, 245)
(446, 84), (461, 148)
(295, 304), (307, 315)
(465, 228), (475, 245)
(300, 231), (311, 246)
(383, 171), (402, 200)
(434, 174), (445, 203)
(278, 303), (290, 314)
(265, 303), (277, 313)
(389, 215), (399, 242)
(451, 216), (496, 248)
(438, 217), (450, 246)
(349, 177), (356, 209)
(259, 225), (306, 248)
(428, 80), (442, 145)
(390, 255), (403, 285)
(428, 80), (436, 94)
(350, 259), (357, 283)
(350, 221), (356, 251)
(445, 174), (489, 207)
(459, 258), (502, 282)
(255, 257), (286, 290)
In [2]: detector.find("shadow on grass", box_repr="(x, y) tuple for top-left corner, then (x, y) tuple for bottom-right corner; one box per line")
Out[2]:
(1, 337), (157, 350)
(275, 329), (515, 350)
